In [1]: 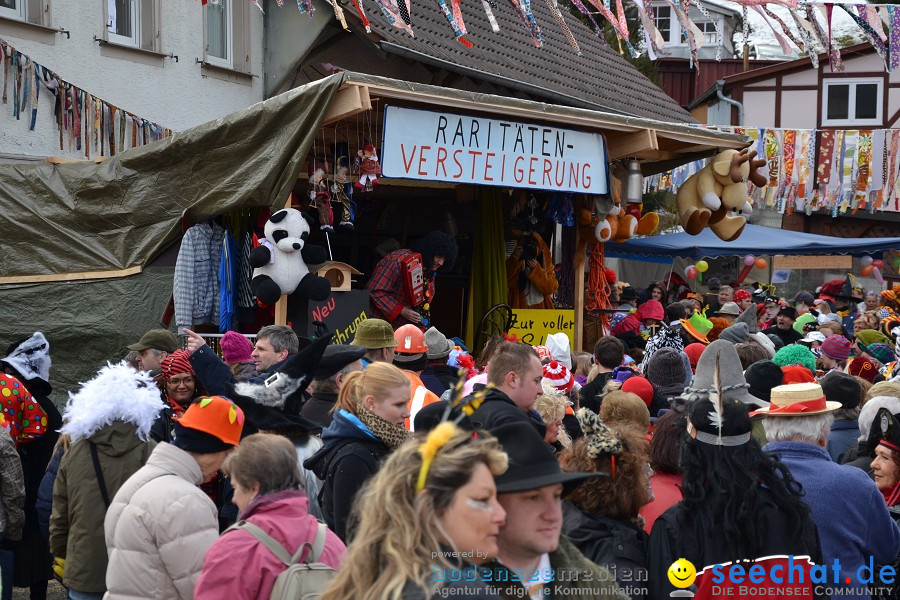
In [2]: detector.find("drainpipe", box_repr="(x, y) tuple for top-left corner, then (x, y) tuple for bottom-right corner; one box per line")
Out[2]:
(716, 80), (744, 126)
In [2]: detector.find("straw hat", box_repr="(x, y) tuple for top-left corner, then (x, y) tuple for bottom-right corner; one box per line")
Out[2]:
(753, 382), (841, 417)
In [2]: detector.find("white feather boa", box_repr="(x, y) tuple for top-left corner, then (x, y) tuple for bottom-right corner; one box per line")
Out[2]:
(233, 373), (308, 409)
(60, 362), (165, 442)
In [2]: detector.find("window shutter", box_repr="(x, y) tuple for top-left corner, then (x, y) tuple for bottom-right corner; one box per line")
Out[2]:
(141, 0), (160, 52)
(26, 0), (47, 26)
(231, 0), (250, 73)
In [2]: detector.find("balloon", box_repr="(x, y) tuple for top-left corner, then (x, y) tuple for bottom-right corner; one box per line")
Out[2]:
(744, 255), (756, 266)
(873, 259), (885, 270)
(874, 266), (885, 285)
(754, 257), (767, 269)
(696, 260), (709, 273)
(686, 266), (698, 280)
(861, 264), (874, 277)
(861, 256), (874, 267)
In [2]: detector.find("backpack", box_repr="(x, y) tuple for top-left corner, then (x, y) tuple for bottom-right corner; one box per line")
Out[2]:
(226, 520), (334, 600)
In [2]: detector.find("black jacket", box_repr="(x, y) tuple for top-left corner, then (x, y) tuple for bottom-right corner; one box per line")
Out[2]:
(648, 490), (825, 600)
(562, 502), (648, 600)
(468, 388), (546, 439)
(579, 372), (614, 414)
(767, 325), (802, 347)
(421, 364), (456, 396)
(300, 391), (338, 428)
(190, 345), (287, 397)
(303, 410), (391, 542)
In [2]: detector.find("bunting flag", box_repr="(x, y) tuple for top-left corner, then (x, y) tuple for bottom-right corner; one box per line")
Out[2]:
(0, 37), (171, 157)
(647, 127), (900, 217)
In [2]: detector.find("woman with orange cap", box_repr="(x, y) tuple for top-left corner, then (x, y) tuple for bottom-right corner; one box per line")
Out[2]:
(104, 396), (244, 600)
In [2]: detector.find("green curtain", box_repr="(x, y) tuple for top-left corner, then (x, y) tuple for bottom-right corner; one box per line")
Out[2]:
(465, 188), (508, 353)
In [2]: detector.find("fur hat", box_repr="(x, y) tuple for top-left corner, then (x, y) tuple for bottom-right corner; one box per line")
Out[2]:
(821, 335), (852, 362)
(413, 231), (458, 273)
(772, 344), (817, 376)
(542, 361), (575, 394)
(61, 362), (165, 442)
(681, 340), (768, 408)
(744, 360), (784, 403)
(545, 333), (572, 370)
(645, 348), (687, 388)
(1, 332), (51, 383)
(221, 332), (253, 364)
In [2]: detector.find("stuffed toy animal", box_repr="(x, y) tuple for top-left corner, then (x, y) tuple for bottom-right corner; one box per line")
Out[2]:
(355, 144), (381, 191)
(676, 148), (767, 242)
(249, 208), (331, 306)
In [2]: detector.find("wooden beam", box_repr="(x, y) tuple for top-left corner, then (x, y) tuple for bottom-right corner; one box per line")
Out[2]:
(0, 265), (141, 285)
(606, 130), (658, 160)
(321, 84), (372, 126)
(46, 156), (108, 164)
(573, 226), (585, 352)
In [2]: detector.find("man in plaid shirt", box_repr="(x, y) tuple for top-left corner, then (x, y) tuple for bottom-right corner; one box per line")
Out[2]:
(366, 232), (457, 329)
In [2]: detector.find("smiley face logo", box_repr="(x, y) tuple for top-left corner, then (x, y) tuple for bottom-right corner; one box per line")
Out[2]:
(668, 558), (697, 588)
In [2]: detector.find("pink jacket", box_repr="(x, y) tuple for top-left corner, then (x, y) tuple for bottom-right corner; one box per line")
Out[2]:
(194, 491), (346, 600)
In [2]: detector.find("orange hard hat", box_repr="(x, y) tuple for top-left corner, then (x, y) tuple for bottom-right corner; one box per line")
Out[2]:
(394, 324), (428, 355)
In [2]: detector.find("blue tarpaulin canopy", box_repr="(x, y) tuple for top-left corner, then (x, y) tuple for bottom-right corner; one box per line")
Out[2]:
(605, 224), (900, 263)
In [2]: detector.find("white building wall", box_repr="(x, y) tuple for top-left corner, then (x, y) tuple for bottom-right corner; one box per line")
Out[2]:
(743, 89), (776, 128)
(781, 90), (818, 129)
(0, 0), (264, 160)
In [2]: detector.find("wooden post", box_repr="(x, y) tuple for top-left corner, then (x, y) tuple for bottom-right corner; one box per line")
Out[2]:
(273, 195), (293, 325)
(573, 225), (585, 352)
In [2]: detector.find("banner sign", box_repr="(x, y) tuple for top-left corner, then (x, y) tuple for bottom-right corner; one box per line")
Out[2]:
(305, 290), (370, 345)
(381, 105), (608, 194)
(508, 309), (575, 347)
(773, 255), (853, 270)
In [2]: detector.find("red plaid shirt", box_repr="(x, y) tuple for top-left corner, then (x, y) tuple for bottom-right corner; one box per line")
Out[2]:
(366, 249), (434, 327)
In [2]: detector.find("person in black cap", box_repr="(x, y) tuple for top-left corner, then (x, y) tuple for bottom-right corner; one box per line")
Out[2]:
(481, 421), (628, 600)
(823, 371), (863, 464)
(767, 306), (802, 347)
(300, 345), (365, 427)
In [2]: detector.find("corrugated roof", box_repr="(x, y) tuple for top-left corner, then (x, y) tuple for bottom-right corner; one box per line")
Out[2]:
(359, 0), (695, 123)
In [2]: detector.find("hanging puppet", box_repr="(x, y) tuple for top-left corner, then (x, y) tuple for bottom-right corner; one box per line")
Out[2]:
(309, 157), (334, 232)
(355, 144), (381, 191)
(332, 154), (357, 231)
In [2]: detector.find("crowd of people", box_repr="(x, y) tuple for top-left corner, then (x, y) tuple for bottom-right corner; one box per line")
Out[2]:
(4, 271), (900, 599)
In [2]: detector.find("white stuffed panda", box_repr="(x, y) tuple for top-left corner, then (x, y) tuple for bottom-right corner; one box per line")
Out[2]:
(249, 208), (331, 305)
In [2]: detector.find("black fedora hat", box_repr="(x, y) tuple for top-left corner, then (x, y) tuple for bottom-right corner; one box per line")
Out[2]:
(490, 421), (602, 494)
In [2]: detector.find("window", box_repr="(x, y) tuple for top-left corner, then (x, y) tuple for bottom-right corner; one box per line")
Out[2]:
(107, 0), (139, 47)
(203, 0), (250, 74)
(205, 0), (232, 68)
(822, 79), (883, 126)
(0, 0), (26, 21)
(654, 5), (673, 44)
(697, 20), (718, 45)
(102, 0), (159, 52)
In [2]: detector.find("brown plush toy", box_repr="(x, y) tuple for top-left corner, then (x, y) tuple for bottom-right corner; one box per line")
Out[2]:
(675, 148), (767, 242)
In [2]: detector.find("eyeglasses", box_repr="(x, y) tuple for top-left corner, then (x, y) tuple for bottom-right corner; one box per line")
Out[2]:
(167, 376), (194, 386)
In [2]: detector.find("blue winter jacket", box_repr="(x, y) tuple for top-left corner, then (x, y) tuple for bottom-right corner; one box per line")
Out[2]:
(36, 444), (64, 542)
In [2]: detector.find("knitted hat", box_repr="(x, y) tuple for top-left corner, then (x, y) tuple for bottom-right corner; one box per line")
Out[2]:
(856, 329), (891, 348)
(780, 365), (816, 385)
(621, 376), (654, 408)
(821, 335), (852, 362)
(174, 396), (244, 450)
(793, 313), (818, 334)
(680, 312), (714, 344)
(684, 343), (706, 369)
(867, 343), (896, 365)
(636, 300), (665, 322)
(645, 347), (688, 388)
(160, 350), (194, 381)
(744, 360), (784, 404)
(424, 327), (453, 361)
(718, 322), (750, 345)
(221, 332), (253, 364)
(545, 333), (572, 370)
(848, 357), (880, 384)
(681, 340), (767, 408)
(733, 289), (751, 304)
(542, 361), (574, 394)
(350, 319), (398, 349)
(772, 344), (817, 376)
